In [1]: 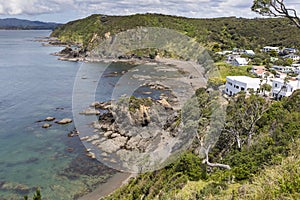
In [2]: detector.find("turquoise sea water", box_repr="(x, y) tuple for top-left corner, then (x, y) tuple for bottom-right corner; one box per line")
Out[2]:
(0, 30), (118, 200)
(0, 30), (189, 200)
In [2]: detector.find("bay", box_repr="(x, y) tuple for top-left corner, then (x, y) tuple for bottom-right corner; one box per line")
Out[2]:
(0, 30), (117, 200)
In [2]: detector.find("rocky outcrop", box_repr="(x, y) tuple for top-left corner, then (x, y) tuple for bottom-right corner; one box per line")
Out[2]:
(137, 105), (151, 126)
(78, 93), (197, 172)
(79, 108), (100, 115)
(42, 123), (51, 128)
(158, 98), (172, 110)
(56, 118), (73, 124)
(45, 117), (55, 121)
(54, 46), (87, 62)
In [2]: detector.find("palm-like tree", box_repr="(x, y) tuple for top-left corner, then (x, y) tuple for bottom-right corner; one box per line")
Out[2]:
(275, 76), (290, 100)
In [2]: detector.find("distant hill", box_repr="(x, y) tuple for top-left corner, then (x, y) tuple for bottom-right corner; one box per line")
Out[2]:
(0, 18), (61, 30)
(51, 13), (300, 51)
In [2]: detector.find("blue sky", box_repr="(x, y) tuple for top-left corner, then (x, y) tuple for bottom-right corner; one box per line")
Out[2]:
(0, 0), (299, 23)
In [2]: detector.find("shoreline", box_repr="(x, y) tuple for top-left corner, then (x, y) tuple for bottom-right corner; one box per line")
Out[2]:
(78, 172), (134, 200)
(77, 58), (206, 199)
(48, 42), (207, 199)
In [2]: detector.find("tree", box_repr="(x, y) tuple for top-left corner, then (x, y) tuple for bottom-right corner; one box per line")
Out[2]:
(252, 0), (300, 28)
(261, 83), (272, 96)
(194, 88), (231, 170)
(275, 76), (290, 100)
(223, 93), (269, 150)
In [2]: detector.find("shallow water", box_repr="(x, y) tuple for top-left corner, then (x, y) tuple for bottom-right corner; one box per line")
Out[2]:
(0, 30), (118, 199)
(0, 30), (193, 199)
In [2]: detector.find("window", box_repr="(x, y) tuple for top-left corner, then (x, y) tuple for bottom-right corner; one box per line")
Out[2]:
(236, 86), (239, 89)
(228, 82), (232, 86)
(241, 87), (245, 91)
(275, 83), (278, 88)
(291, 88), (293, 92)
(226, 88), (228, 92)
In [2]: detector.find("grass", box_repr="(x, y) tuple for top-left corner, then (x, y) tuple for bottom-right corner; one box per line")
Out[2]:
(208, 62), (254, 86)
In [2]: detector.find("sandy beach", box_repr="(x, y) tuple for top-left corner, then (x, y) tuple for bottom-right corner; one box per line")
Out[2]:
(79, 172), (134, 200)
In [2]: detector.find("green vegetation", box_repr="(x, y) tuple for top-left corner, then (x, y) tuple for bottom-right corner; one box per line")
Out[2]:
(104, 89), (300, 200)
(50, 13), (300, 200)
(128, 96), (153, 113)
(51, 13), (300, 51)
(24, 188), (41, 200)
(104, 152), (205, 200)
(208, 62), (253, 87)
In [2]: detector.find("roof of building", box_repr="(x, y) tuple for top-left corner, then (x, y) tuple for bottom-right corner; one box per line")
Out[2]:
(272, 78), (300, 88)
(254, 69), (266, 75)
(227, 76), (259, 82)
(252, 66), (265, 70)
(227, 76), (262, 88)
(245, 50), (255, 55)
(234, 57), (248, 64)
(264, 46), (279, 49)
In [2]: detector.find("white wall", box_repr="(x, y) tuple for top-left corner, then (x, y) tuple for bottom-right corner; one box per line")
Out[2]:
(272, 79), (300, 98)
(225, 76), (260, 96)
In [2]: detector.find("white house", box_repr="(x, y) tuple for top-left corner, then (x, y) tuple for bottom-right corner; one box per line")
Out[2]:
(226, 54), (240, 62)
(244, 50), (255, 56)
(283, 48), (298, 54)
(271, 78), (300, 99)
(294, 67), (300, 75)
(271, 66), (294, 73)
(225, 76), (262, 96)
(283, 54), (300, 61)
(232, 57), (248, 66)
(263, 46), (280, 53)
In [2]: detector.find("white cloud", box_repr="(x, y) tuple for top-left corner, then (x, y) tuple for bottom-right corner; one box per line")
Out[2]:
(0, 0), (74, 15)
(0, 0), (300, 21)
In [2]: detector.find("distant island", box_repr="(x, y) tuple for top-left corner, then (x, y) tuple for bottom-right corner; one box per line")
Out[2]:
(0, 18), (61, 30)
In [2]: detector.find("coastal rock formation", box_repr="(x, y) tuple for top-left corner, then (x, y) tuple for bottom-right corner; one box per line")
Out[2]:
(56, 118), (73, 124)
(79, 94), (198, 172)
(79, 108), (100, 115)
(45, 117), (55, 121)
(158, 98), (172, 110)
(42, 123), (51, 128)
(54, 46), (87, 62)
(0, 181), (31, 194)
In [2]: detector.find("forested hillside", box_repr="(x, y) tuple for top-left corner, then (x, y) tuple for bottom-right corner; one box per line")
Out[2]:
(51, 13), (300, 51)
(104, 89), (300, 200)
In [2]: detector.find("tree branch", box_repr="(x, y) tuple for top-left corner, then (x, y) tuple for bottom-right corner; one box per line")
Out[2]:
(202, 145), (231, 170)
(253, 0), (300, 29)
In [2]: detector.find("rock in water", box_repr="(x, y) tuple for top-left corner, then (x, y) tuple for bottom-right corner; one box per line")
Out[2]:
(86, 152), (96, 159)
(42, 123), (51, 128)
(90, 101), (100, 107)
(79, 108), (100, 115)
(45, 117), (55, 121)
(57, 118), (72, 124)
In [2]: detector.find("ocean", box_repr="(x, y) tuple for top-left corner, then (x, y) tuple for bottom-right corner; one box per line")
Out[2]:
(0, 30), (120, 199)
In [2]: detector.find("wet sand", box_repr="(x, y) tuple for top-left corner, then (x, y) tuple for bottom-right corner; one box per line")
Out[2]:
(79, 172), (134, 200)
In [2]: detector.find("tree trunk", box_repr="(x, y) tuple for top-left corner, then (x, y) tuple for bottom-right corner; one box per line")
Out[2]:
(202, 145), (231, 170)
(236, 135), (241, 151)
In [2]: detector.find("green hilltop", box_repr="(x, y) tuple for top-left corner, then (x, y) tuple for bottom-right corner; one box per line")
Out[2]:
(51, 13), (300, 51)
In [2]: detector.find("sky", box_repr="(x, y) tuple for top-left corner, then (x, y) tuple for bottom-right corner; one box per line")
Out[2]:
(0, 0), (299, 23)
